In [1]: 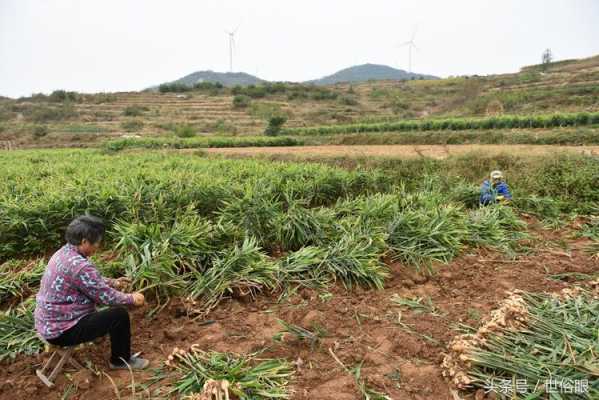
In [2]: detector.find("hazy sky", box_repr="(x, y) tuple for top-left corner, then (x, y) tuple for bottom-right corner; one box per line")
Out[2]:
(1, 0), (598, 98)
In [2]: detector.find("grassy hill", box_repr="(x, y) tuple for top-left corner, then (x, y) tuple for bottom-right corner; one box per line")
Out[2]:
(0, 55), (598, 148)
(159, 64), (437, 89)
(307, 63), (438, 85)
(161, 70), (264, 88)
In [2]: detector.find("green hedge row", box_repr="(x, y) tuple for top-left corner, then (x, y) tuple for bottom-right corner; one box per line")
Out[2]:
(329, 127), (599, 146)
(284, 112), (599, 136)
(104, 136), (303, 151)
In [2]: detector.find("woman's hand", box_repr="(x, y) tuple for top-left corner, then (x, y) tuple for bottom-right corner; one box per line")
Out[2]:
(132, 292), (145, 307)
(113, 277), (132, 291)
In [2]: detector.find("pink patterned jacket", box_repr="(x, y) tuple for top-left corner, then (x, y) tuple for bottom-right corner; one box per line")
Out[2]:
(35, 244), (133, 339)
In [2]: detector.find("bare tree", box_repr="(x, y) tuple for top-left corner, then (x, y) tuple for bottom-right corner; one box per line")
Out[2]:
(542, 49), (553, 71)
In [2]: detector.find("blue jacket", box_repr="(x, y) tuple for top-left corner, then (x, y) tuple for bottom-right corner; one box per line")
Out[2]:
(480, 180), (512, 205)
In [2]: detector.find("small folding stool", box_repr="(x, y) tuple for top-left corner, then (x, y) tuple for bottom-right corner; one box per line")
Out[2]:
(36, 337), (84, 388)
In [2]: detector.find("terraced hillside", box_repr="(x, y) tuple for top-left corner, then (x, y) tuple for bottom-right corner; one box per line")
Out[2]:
(0, 55), (598, 149)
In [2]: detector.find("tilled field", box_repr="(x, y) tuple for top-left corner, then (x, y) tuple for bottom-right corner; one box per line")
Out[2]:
(207, 144), (599, 159)
(1, 224), (596, 400)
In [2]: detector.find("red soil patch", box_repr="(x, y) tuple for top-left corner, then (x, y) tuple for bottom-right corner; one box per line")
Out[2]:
(1, 227), (597, 400)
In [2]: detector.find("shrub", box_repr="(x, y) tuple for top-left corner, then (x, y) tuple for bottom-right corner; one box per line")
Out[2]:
(250, 103), (283, 120)
(122, 106), (148, 116)
(120, 120), (144, 132)
(232, 84), (267, 98)
(232, 95), (251, 109)
(173, 124), (196, 138)
(338, 95), (359, 106)
(262, 82), (288, 94)
(287, 90), (308, 100)
(0, 107), (13, 122)
(31, 125), (49, 138)
(93, 93), (117, 104)
(193, 81), (224, 91)
(390, 97), (410, 114)
(210, 119), (237, 135)
(265, 116), (287, 136)
(29, 104), (78, 123)
(158, 83), (191, 93)
(231, 85), (242, 95)
(311, 89), (338, 101)
(49, 90), (78, 102)
(245, 85), (267, 98)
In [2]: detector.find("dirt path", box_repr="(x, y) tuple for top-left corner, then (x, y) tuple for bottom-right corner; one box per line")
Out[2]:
(1, 224), (597, 400)
(206, 144), (599, 159)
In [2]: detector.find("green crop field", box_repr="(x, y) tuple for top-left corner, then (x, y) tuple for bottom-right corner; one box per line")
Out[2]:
(0, 148), (597, 399)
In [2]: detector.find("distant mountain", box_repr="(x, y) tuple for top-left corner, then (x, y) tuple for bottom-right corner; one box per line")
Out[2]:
(306, 64), (439, 85)
(154, 64), (438, 90)
(166, 70), (264, 88)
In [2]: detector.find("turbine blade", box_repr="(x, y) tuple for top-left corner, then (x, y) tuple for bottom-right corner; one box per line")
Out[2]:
(411, 26), (418, 41)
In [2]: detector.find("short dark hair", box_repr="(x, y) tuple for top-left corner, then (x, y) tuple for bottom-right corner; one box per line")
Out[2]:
(65, 215), (106, 245)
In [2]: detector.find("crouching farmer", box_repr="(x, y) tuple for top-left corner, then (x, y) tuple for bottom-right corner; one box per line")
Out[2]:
(480, 170), (512, 206)
(35, 215), (149, 369)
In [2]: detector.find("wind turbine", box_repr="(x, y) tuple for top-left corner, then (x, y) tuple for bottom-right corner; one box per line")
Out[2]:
(225, 24), (240, 73)
(398, 27), (418, 74)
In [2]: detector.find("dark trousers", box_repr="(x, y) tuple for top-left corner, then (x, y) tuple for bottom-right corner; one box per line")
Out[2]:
(48, 306), (131, 365)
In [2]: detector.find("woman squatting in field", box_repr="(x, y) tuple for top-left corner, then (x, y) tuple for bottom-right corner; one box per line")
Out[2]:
(34, 215), (150, 369)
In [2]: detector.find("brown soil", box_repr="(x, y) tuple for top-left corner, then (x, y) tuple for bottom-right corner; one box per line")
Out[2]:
(1, 224), (597, 400)
(206, 144), (599, 159)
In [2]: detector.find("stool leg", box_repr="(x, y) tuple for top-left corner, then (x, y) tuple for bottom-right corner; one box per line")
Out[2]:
(48, 348), (73, 382)
(36, 351), (59, 388)
(39, 351), (57, 374)
(69, 356), (84, 370)
(36, 369), (55, 388)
